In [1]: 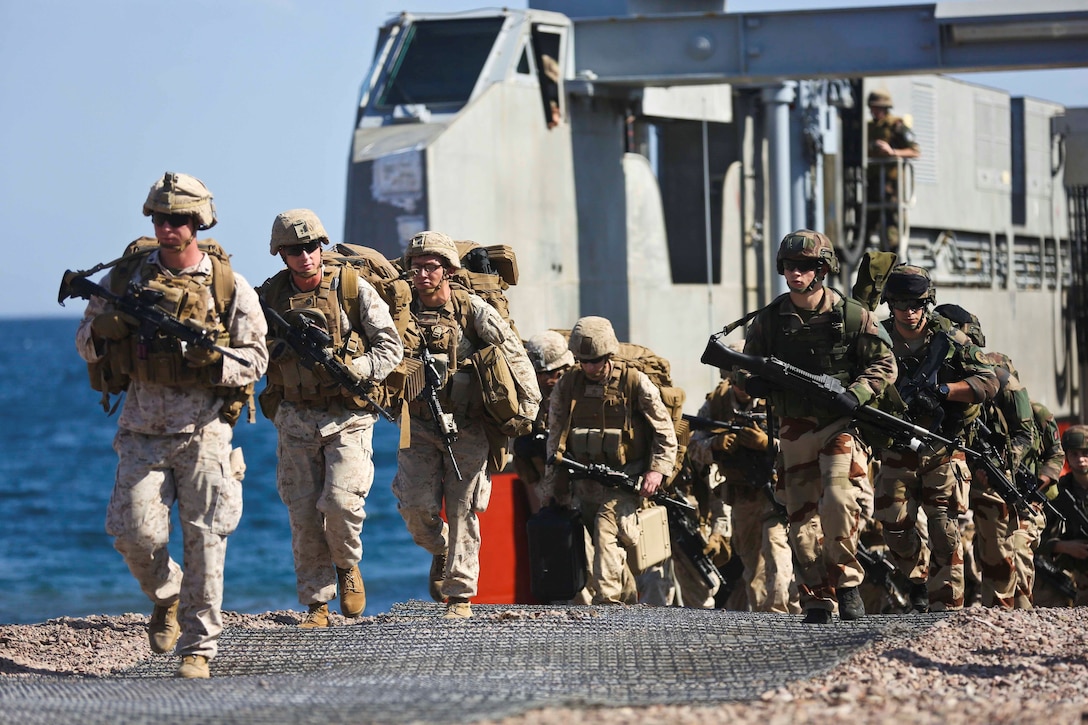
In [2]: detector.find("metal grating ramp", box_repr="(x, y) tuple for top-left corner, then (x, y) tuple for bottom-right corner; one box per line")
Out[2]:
(0, 601), (947, 725)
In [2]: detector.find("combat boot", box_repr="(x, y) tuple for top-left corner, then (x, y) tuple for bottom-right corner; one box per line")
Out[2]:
(429, 550), (448, 602)
(837, 586), (865, 621)
(337, 564), (366, 617)
(801, 607), (832, 624)
(148, 600), (180, 654)
(442, 597), (472, 619)
(909, 581), (929, 613)
(176, 654), (209, 679)
(299, 602), (329, 628)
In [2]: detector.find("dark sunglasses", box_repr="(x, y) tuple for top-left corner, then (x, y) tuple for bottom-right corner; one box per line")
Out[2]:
(283, 241), (322, 257)
(151, 212), (192, 228)
(581, 355), (610, 365)
(890, 299), (926, 312)
(782, 258), (822, 272)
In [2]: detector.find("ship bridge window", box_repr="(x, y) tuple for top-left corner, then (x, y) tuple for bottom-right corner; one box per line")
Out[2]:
(375, 17), (504, 108)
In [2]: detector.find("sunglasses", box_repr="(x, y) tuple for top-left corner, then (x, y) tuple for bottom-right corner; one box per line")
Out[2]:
(283, 241), (322, 257)
(581, 355), (610, 365)
(890, 299), (926, 312)
(782, 258), (823, 272)
(151, 212), (192, 228)
(410, 262), (444, 276)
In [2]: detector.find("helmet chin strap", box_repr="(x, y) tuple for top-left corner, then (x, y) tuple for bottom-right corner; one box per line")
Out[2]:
(802, 273), (826, 294)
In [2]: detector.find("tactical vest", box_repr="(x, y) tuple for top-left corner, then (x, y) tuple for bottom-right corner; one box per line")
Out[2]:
(759, 293), (862, 419)
(556, 361), (648, 470)
(408, 288), (483, 416)
(89, 238), (252, 423)
(259, 263), (372, 409)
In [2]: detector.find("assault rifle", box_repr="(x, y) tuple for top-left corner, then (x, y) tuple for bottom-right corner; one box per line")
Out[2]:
(895, 331), (951, 432)
(261, 301), (395, 423)
(701, 334), (1035, 519)
(1034, 554), (1077, 601)
(855, 543), (911, 612)
(682, 412), (767, 433)
(701, 335), (954, 454)
(548, 453), (722, 590)
(682, 413), (785, 520)
(418, 346), (463, 481)
(59, 270), (250, 366)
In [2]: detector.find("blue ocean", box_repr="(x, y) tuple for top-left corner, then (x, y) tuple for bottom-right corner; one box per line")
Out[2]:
(0, 317), (431, 625)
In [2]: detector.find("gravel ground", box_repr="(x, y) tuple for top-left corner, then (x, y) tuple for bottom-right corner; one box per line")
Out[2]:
(2, 607), (1086, 724)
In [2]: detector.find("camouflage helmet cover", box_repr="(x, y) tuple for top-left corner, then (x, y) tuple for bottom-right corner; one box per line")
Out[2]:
(142, 172), (217, 230)
(776, 229), (839, 274)
(868, 90), (893, 108)
(526, 330), (575, 372)
(882, 265), (936, 304)
(270, 209), (329, 255)
(1061, 424), (1088, 452)
(404, 230), (461, 270)
(569, 316), (619, 361)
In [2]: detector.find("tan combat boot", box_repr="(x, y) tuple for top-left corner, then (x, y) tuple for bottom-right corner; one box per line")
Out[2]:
(176, 654), (210, 679)
(148, 600), (180, 654)
(429, 550), (448, 602)
(337, 564), (366, 617)
(442, 597), (472, 619)
(299, 602), (329, 628)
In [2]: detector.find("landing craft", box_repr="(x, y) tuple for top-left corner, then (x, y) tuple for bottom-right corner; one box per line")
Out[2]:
(345, 0), (1088, 422)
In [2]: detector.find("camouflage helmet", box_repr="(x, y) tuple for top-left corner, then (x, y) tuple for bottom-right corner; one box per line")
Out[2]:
(882, 265), (936, 304)
(867, 90), (893, 108)
(1061, 424), (1088, 451)
(270, 209), (329, 255)
(526, 330), (575, 373)
(776, 229), (839, 275)
(404, 230), (461, 270)
(142, 172), (217, 230)
(934, 303), (984, 347)
(568, 316), (619, 361)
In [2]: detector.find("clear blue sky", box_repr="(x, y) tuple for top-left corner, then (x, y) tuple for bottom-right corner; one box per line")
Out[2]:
(3, 0), (1086, 319)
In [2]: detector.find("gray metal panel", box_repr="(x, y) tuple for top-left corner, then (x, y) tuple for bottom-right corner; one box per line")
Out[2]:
(569, 5), (1088, 86)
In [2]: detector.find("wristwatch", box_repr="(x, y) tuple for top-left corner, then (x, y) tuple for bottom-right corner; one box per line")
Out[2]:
(936, 383), (951, 399)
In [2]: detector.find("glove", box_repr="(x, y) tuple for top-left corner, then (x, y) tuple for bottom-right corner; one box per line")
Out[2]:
(311, 362), (339, 387)
(184, 345), (222, 368)
(833, 390), (860, 414)
(702, 532), (732, 566)
(736, 425), (769, 451)
(91, 311), (137, 341)
(268, 338), (295, 362)
(908, 388), (943, 417)
(711, 432), (737, 453)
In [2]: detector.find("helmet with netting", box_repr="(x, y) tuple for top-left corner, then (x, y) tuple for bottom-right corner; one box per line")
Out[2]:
(882, 265), (936, 304)
(867, 90), (893, 108)
(143, 172), (217, 230)
(526, 330), (574, 373)
(569, 316), (619, 361)
(1062, 424), (1088, 451)
(404, 231), (461, 270)
(776, 229), (839, 274)
(270, 209), (329, 255)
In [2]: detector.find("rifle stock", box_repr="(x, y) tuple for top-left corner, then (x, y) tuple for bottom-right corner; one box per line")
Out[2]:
(60, 270), (250, 366)
(261, 300), (395, 422)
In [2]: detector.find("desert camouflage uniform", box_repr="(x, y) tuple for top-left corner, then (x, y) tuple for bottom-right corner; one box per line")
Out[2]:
(876, 318), (996, 611)
(260, 274), (402, 608)
(688, 379), (798, 612)
(1028, 402), (1070, 607)
(76, 250), (268, 660)
(393, 294), (538, 601)
(744, 287), (897, 615)
(971, 356), (1037, 609)
(545, 363), (678, 604)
